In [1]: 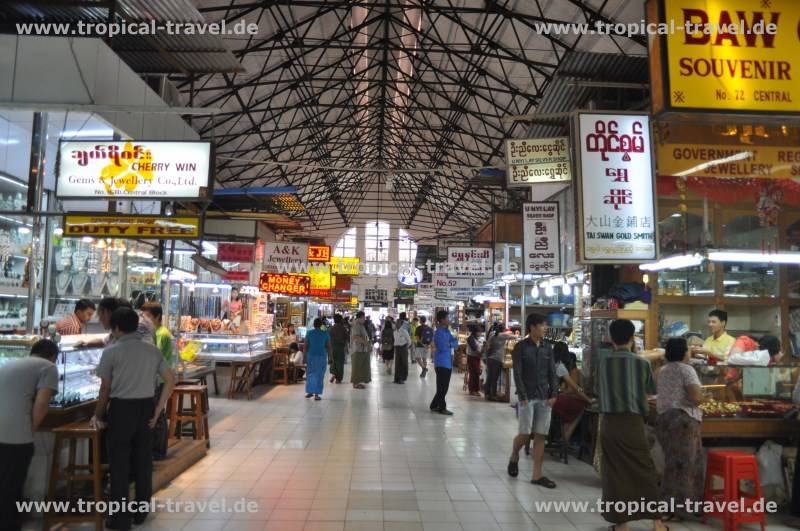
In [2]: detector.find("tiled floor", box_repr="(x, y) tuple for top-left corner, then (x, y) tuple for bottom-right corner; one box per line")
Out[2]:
(138, 357), (792, 531)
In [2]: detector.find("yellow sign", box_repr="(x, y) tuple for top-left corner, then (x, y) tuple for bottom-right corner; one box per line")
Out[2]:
(307, 264), (331, 292)
(63, 215), (200, 239)
(649, 0), (800, 113)
(658, 143), (800, 178)
(330, 256), (360, 276)
(350, 296), (359, 305)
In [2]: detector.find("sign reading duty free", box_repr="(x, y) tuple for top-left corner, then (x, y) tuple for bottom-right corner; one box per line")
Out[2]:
(57, 141), (212, 199)
(648, 0), (800, 114)
(63, 215), (200, 239)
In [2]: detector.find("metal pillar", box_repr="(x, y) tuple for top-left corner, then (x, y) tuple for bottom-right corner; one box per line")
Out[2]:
(25, 112), (48, 333)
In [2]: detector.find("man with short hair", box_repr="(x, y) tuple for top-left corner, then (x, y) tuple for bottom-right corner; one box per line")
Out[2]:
(328, 314), (348, 384)
(507, 314), (558, 488)
(692, 309), (735, 362)
(0, 339), (59, 531)
(350, 311), (371, 390)
(414, 316), (432, 378)
(596, 319), (666, 531)
(141, 302), (171, 362)
(55, 298), (95, 336)
(91, 308), (176, 530)
(80, 297), (124, 348)
(429, 310), (459, 415)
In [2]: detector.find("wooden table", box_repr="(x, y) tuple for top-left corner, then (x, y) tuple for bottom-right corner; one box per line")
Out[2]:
(179, 364), (218, 396)
(225, 352), (271, 399)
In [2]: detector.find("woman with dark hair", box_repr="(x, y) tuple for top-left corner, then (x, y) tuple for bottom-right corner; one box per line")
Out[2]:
(550, 342), (591, 443)
(465, 325), (482, 396)
(656, 337), (704, 519)
(304, 318), (332, 401)
(381, 316), (395, 375)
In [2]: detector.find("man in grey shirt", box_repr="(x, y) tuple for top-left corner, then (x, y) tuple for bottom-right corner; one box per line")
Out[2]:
(91, 308), (175, 530)
(0, 339), (59, 531)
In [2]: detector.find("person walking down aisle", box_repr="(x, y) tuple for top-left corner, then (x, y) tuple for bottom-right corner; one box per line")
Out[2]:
(381, 316), (395, 375)
(90, 308), (176, 530)
(484, 323), (514, 401)
(656, 338), (704, 520)
(350, 311), (371, 390)
(429, 310), (459, 416)
(55, 298), (95, 336)
(328, 314), (348, 384)
(0, 339), (59, 531)
(466, 325), (482, 396)
(393, 317), (412, 384)
(414, 316), (433, 378)
(304, 318), (332, 401)
(596, 319), (667, 531)
(507, 314), (558, 488)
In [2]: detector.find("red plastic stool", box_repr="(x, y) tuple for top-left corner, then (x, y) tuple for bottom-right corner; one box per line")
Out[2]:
(703, 450), (766, 531)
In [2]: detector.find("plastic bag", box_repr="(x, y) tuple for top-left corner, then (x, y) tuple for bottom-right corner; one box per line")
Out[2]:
(728, 349), (770, 366)
(757, 440), (784, 487)
(179, 340), (202, 363)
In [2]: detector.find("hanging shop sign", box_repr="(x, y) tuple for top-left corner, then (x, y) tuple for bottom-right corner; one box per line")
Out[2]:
(308, 245), (331, 263)
(224, 271), (250, 282)
(416, 283), (435, 299)
(432, 274), (473, 290)
(263, 241), (309, 273)
(351, 296), (359, 305)
(522, 202), (561, 274)
(258, 273), (311, 296)
(647, 0), (800, 114)
(217, 243), (255, 263)
(505, 137), (572, 186)
(330, 256), (360, 276)
(364, 288), (388, 304)
(63, 214), (200, 239)
(394, 288), (417, 298)
(397, 266), (423, 286)
(56, 140), (212, 199)
(445, 247), (494, 279)
(657, 143), (800, 179)
(308, 264), (331, 298)
(576, 113), (657, 263)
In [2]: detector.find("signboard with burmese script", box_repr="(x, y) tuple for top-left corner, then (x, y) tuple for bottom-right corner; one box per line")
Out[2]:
(505, 137), (572, 186)
(56, 141), (212, 199)
(657, 143), (800, 179)
(648, 0), (800, 114)
(63, 215), (200, 239)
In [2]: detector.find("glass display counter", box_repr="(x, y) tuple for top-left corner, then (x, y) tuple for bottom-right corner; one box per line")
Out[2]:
(181, 333), (273, 363)
(53, 334), (107, 408)
(0, 335), (40, 368)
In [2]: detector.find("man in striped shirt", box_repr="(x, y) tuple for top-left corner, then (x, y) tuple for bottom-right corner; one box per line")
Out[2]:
(595, 319), (667, 531)
(54, 299), (95, 336)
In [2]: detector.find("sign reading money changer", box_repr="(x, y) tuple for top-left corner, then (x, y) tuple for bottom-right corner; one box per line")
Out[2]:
(505, 137), (571, 186)
(63, 215), (200, 239)
(57, 141), (212, 199)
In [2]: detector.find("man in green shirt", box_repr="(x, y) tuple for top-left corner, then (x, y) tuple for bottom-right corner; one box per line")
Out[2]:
(142, 302), (173, 364)
(595, 319), (667, 531)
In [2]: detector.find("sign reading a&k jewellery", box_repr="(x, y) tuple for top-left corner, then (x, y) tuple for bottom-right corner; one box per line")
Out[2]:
(523, 202), (561, 274)
(505, 137), (572, 186)
(63, 215), (200, 239)
(56, 141), (212, 199)
(576, 112), (657, 264)
(263, 241), (309, 273)
(647, 0), (800, 114)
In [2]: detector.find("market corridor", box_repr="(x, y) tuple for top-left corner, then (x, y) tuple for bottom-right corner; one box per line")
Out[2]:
(138, 364), (789, 531)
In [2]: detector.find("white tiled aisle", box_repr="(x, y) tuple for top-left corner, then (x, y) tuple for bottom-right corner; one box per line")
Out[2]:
(143, 358), (793, 531)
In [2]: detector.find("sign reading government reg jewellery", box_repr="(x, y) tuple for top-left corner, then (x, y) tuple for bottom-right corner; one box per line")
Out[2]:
(505, 137), (571, 186)
(56, 141), (212, 199)
(576, 113), (657, 264)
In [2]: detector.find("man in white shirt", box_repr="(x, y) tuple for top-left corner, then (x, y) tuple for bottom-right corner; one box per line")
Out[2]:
(393, 319), (412, 384)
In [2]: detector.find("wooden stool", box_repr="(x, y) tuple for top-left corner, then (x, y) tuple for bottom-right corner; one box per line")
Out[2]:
(229, 361), (257, 399)
(168, 385), (210, 447)
(45, 421), (104, 531)
(271, 353), (290, 385)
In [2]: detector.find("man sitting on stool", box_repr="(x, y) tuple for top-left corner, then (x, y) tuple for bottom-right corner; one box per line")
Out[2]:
(91, 308), (175, 530)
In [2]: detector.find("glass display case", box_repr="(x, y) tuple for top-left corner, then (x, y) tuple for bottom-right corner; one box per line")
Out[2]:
(53, 334), (106, 408)
(657, 264), (715, 297)
(0, 335), (40, 368)
(181, 333), (273, 363)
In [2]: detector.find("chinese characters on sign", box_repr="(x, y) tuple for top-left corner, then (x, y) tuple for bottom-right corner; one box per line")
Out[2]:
(577, 113), (657, 263)
(505, 137), (572, 186)
(217, 243), (255, 263)
(446, 247), (494, 279)
(258, 273), (311, 296)
(522, 202), (561, 274)
(308, 245), (331, 263)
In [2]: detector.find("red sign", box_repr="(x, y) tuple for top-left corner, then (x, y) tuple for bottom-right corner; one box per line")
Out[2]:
(308, 245), (331, 263)
(310, 288), (331, 298)
(317, 291), (353, 304)
(259, 273), (310, 296)
(218, 243), (255, 263)
(224, 271), (250, 282)
(333, 275), (351, 290)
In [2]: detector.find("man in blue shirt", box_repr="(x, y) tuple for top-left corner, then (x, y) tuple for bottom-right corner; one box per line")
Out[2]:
(429, 310), (459, 415)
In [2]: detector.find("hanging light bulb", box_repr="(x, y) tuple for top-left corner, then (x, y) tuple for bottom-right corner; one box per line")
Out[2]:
(562, 283), (570, 296)
(53, 227), (63, 236)
(582, 284), (590, 296)
(544, 285), (554, 297)
(531, 286), (539, 299)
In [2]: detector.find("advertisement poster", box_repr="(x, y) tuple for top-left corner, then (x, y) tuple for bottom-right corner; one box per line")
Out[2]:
(57, 141), (211, 199)
(445, 247), (494, 279)
(522, 202), (561, 274)
(506, 137), (572, 186)
(577, 113), (657, 263)
(263, 241), (309, 273)
(63, 215), (199, 239)
(217, 243), (255, 263)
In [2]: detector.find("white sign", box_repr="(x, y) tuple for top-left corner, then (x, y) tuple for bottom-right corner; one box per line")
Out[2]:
(445, 247), (494, 279)
(577, 113), (657, 263)
(523, 202), (561, 274)
(364, 288), (388, 304)
(397, 266), (423, 286)
(433, 273), (472, 290)
(263, 241), (309, 273)
(56, 140), (211, 199)
(416, 283), (435, 299)
(506, 137), (572, 186)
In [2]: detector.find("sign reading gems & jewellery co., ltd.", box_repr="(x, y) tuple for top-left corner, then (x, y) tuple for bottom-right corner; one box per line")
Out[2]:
(505, 137), (572, 186)
(56, 141), (212, 199)
(576, 113), (657, 264)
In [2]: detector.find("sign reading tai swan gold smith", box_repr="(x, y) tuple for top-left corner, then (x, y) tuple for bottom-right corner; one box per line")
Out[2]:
(648, 0), (800, 113)
(63, 215), (200, 239)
